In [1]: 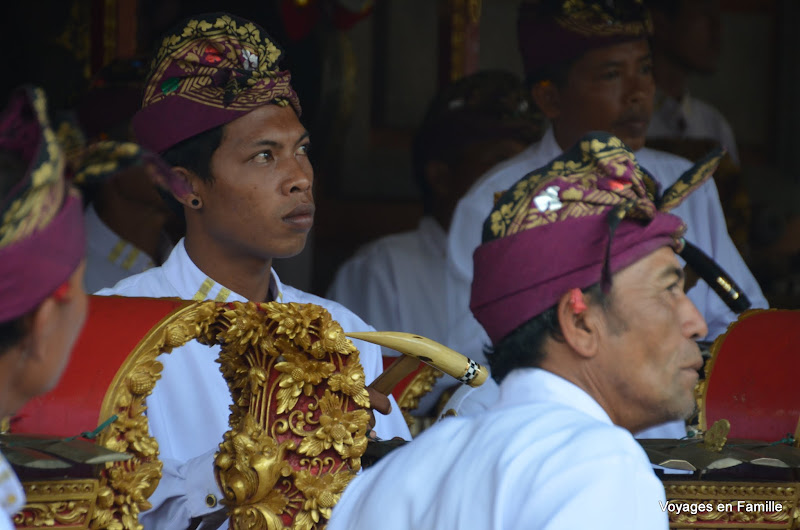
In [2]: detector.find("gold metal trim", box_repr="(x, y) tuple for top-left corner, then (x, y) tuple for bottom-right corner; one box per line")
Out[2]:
(14, 479), (98, 529)
(663, 481), (800, 528)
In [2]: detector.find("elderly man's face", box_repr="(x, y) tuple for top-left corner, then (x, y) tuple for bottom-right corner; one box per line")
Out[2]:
(546, 39), (655, 152)
(596, 247), (708, 433)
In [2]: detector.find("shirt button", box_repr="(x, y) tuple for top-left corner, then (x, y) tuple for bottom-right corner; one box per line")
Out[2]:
(205, 494), (217, 508)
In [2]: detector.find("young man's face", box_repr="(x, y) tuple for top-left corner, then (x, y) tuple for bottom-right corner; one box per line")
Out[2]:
(547, 39), (655, 151)
(594, 246), (708, 433)
(197, 104), (313, 262)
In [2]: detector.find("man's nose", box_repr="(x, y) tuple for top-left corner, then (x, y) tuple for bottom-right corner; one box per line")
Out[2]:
(282, 161), (313, 194)
(682, 296), (709, 341)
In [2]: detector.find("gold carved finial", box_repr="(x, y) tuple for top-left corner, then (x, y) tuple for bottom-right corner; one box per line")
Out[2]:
(702, 419), (731, 452)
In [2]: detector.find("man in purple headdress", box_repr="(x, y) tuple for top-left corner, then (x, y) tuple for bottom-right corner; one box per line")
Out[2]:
(328, 132), (711, 530)
(441, 0), (767, 431)
(97, 13), (410, 529)
(0, 86), (88, 529)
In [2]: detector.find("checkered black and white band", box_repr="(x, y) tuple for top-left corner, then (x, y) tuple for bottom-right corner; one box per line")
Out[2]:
(458, 359), (480, 384)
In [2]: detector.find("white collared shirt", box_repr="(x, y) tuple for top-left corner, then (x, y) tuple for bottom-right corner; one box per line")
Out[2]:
(97, 239), (411, 529)
(328, 368), (668, 530)
(648, 90), (740, 165)
(327, 216), (453, 414)
(84, 204), (171, 294)
(444, 127), (767, 367)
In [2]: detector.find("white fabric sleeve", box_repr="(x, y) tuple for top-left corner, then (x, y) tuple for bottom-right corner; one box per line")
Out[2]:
(139, 450), (224, 529)
(692, 178), (768, 339)
(0, 513), (14, 530)
(444, 190), (497, 362)
(326, 251), (401, 358)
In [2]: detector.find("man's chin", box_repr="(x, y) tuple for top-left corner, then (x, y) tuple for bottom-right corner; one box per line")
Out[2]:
(619, 135), (646, 152)
(272, 239), (309, 261)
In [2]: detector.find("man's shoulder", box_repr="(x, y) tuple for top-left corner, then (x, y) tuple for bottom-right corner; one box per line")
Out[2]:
(465, 143), (543, 201)
(636, 146), (694, 187)
(95, 266), (173, 297)
(349, 229), (424, 264)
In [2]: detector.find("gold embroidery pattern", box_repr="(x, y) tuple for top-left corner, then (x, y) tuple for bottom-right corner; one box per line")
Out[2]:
(659, 149), (723, 212)
(80, 300), (368, 530)
(0, 88), (65, 249)
(143, 14), (296, 112)
(489, 136), (655, 239)
(556, 0), (651, 38)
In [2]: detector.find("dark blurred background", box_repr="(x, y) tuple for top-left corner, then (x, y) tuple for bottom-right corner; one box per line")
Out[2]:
(1, 0), (797, 307)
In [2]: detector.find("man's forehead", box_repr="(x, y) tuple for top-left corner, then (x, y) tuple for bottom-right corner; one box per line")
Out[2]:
(222, 105), (307, 146)
(576, 39), (651, 67)
(614, 246), (682, 286)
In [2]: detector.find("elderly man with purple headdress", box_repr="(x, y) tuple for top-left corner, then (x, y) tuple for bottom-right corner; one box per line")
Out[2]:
(328, 131), (716, 529)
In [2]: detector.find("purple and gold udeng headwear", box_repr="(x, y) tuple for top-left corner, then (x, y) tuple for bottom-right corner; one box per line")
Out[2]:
(518, 0), (651, 81)
(133, 13), (301, 154)
(0, 86), (86, 322)
(471, 132), (723, 344)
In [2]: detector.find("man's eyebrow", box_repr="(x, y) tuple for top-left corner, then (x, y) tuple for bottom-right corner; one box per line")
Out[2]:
(247, 131), (310, 149)
(660, 265), (685, 283)
(597, 59), (625, 68)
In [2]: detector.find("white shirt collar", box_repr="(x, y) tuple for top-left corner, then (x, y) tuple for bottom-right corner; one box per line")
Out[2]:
(537, 126), (564, 159)
(160, 238), (284, 303)
(541, 124), (646, 156)
(496, 368), (614, 426)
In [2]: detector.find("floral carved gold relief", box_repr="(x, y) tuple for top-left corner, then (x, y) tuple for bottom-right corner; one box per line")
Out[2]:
(84, 300), (368, 530)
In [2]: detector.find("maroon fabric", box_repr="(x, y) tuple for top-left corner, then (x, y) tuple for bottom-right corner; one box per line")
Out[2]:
(132, 13), (301, 154)
(0, 192), (86, 322)
(471, 211), (683, 344)
(517, 1), (651, 79)
(132, 74), (298, 154)
(136, 94), (258, 154)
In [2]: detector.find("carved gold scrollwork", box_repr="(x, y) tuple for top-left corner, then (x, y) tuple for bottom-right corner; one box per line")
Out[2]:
(211, 302), (368, 529)
(22, 300), (365, 530)
(90, 301), (220, 530)
(16, 480), (98, 529)
(664, 482), (800, 528)
(14, 501), (92, 528)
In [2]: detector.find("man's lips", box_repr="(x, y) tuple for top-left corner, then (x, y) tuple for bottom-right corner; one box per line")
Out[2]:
(283, 203), (315, 230)
(614, 113), (649, 136)
(682, 354), (704, 378)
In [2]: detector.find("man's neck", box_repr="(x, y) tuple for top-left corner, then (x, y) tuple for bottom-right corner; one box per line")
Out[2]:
(653, 51), (688, 101)
(183, 232), (274, 302)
